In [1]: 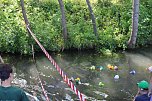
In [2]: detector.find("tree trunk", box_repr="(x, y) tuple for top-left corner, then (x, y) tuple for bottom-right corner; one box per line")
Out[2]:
(86, 0), (98, 39)
(20, 0), (33, 45)
(128, 0), (139, 48)
(20, 0), (30, 26)
(58, 0), (68, 41)
(0, 55), (4, 63)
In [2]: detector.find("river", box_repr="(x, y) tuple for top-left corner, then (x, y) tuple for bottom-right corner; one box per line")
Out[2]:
(1, 46), (152, 101)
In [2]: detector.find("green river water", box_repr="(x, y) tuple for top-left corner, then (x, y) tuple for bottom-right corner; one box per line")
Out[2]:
(1, 46), (152, 101)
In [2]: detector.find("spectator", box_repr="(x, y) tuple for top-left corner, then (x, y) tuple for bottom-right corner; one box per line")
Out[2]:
(0, 63), (29, 101)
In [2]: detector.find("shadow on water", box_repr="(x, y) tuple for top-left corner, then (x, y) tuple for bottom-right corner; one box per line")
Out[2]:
(1, 46), (152, 101)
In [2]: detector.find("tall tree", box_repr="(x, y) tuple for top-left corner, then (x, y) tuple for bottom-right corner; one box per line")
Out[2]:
(128, 0), (140, 48)
(20, 0), (30, 27)
(20, 0), (33, 46)
(86, 0), (98, 39)
(58, 0), (68, 41)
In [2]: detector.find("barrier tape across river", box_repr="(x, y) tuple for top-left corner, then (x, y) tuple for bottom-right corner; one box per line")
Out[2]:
(26, 25), (86, 101)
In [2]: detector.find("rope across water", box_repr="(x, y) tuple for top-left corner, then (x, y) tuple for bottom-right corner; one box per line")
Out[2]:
(31, 45), (50, 101)
(26, 25), (86, 101)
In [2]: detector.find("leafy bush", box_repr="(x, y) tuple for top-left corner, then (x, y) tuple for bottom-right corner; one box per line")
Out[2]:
(0, 0), (151, 54)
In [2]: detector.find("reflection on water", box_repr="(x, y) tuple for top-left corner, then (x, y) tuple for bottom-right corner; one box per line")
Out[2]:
(1, 46), (152, 101)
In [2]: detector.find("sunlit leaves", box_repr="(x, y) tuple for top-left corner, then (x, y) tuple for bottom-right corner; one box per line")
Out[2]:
(0, 0), (151, 54)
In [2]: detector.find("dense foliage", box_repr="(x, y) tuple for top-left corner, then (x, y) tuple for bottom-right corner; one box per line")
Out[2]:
(0, 0), (152, 54)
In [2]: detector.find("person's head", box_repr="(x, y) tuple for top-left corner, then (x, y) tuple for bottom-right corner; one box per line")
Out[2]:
(0, 63), (13, 82)
(137, 80), (149, 92)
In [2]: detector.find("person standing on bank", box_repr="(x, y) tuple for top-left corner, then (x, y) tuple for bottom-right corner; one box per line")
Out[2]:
(0, 63), (29, 101)
(134, 80), (151, 101)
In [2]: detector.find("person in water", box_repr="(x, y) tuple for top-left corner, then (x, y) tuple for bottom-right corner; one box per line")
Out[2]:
(134, 80), (151, 101)
(0, 63), (29, 101)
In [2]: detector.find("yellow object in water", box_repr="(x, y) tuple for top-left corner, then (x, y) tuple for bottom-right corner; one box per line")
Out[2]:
(75, 78), (80, 81)
(107, 64), (114, 70)
(99, 82), (104, 86)
(75, 78), (81, 85)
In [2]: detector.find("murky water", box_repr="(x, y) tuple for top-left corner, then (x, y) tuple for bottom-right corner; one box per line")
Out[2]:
(1, 46), (152, 101)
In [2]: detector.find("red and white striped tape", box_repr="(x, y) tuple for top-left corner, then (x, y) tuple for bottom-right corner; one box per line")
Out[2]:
(32, 44), (50, 101)
(26, 26), (86, 101)
(38, 77), (50, 101)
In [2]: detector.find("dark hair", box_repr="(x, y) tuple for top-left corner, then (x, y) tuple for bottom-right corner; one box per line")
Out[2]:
(0, 63), (13, 81)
